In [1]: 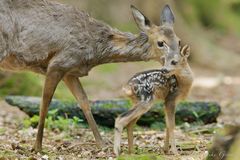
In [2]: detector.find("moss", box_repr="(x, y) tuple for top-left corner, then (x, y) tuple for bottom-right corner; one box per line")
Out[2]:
(0, 128), (5, 135)
(92, 99), (132, 109)
(6, 96), (221, 127)
(0, 150), (16, 159)
(117, 154), (165, 160)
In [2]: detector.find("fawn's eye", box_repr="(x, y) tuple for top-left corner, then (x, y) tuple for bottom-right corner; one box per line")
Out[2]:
(179, 41), (181, 46)
(171, 60), (178, 65)
(157, 41), (164, 48)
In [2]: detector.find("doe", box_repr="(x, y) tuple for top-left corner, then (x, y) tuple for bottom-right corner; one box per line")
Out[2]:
(0, 0), (181, 152)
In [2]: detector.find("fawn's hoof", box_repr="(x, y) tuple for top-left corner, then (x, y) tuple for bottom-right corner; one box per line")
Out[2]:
(163, 146), (179, 155)
(114, 144), (121, 156)
(169, 147), (179, 155)
(163, 143), (170, 153)
(128, 148), (133, 154)
(31, 143), (42, 153)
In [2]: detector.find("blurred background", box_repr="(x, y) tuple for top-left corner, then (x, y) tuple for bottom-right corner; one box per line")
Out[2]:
(0, 1), (239, 159)
(0, 0), (240, 124)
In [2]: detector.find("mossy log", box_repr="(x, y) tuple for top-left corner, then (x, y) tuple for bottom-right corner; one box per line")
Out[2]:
(5, 96), (221, 127)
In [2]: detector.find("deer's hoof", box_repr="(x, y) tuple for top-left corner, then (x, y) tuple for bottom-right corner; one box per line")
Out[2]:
(96, 139), (106, 148)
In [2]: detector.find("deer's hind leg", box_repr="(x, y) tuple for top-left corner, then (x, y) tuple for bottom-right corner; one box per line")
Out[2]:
(63, 75), (104, 148)
(114, 101), (153, 156)
(33, 69), (64, 152)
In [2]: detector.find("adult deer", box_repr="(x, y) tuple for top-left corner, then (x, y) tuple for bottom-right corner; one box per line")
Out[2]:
(0, 0), (181, 152)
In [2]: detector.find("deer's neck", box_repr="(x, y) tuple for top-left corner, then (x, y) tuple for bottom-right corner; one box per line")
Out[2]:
(98, 30), (152, 64)
(175, 64), (193, 99)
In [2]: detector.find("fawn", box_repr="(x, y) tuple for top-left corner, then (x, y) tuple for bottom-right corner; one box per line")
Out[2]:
(114, 45), (193, 155)
(0, 0), (181, 152)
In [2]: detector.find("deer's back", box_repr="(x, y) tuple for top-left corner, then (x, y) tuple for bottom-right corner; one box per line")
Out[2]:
(124, 70), (178, 102)
(0, 0), (112, 74)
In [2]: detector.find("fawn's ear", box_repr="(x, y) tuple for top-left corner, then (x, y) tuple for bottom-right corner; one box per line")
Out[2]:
(181, 45), (190, 58)
(160, 4), (175, 26)
(131, 5), (151, 31)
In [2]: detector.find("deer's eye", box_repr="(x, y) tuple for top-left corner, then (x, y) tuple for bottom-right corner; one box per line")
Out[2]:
(171, 60), (178, 65)
(179, 41), (181, 46)
(157, 41), (164, 48)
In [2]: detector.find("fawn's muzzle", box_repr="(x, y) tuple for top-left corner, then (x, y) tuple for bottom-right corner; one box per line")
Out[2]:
(161, 68), (170, 74)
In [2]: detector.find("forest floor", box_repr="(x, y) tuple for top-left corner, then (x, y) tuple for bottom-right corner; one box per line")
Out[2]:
(0, 65), (240, 160)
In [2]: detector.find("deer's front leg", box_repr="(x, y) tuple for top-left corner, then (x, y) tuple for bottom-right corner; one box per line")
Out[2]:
(114, 101), (152, 156)
(64, 75), (104, 148)
(164, 99), (178, 155)
(33, 70), (64, 152)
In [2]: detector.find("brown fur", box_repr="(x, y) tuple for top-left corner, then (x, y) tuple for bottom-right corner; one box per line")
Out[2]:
(0, 0), (181, 152)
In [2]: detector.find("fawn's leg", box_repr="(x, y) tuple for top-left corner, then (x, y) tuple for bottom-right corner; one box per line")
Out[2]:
(33, 70), (64, 152)
(127, 101), (139, 154)
(64, 75), (104, 147)
(127, 117), (139, 154)
(114, 101), (153, 156)
(164, 98), (177, 154)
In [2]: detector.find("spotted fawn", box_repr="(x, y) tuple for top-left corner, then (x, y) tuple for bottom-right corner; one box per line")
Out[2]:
(114, 45), (193, 155)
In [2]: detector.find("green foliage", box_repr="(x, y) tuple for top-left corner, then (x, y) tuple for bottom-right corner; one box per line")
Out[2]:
(150, 122), (165, 131)
(117, 154), (164, 160)
(232, 2), (240, 15)
(0, 72), (42, 97)
(0, 150), (16, 159)
(0, 128), (5, 135)
(23, 115), (40, 128)
(0, 72), (75, 101)
(0, 64), (123, 101)
(23, 109), (83, 131)
(98, 100), (132, 109)
(180, 0), (240, 35)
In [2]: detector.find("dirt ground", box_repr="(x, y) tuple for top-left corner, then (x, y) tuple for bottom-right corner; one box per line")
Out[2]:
(0, 65), (240, 160)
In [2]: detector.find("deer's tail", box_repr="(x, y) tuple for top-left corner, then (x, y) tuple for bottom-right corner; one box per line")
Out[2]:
(122, 85), (133, 96)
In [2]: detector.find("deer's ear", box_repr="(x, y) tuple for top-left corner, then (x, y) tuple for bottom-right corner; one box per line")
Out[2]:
(181, 45), (190, 58)
(131, 5), (151, 31)
(160, 5), (175, 26)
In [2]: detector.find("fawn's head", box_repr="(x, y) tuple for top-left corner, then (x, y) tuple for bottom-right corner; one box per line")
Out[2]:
(161, 45), (190, 75)
(131, 5), (180, 62)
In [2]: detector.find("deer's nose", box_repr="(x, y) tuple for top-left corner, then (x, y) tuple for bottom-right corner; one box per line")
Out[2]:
(161, 68), (170, 74)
